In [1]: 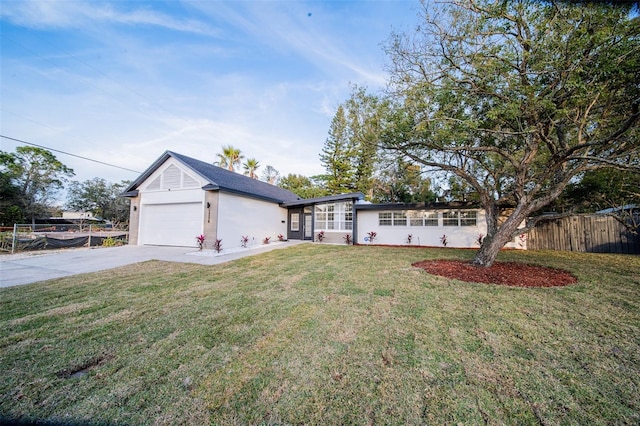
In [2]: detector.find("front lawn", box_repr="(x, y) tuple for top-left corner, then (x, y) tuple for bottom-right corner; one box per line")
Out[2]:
(1, 245), (639, 425)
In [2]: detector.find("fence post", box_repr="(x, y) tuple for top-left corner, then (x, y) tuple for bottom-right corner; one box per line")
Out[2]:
(88, 225), (92, 248)
(12, 223), (17, 254)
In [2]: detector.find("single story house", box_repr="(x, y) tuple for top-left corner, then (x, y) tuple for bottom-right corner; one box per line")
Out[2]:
(123, 151), (525, 250)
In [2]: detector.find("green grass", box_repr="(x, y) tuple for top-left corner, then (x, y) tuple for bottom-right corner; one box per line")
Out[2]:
(1, 245), (639, 425)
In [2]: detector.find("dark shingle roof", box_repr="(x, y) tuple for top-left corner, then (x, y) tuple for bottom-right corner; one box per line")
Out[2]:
(281, 192), (365, 207)
(123, 151), (301, 204)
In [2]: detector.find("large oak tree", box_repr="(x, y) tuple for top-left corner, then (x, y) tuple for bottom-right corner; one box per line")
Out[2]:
(381, 0), (640, 266)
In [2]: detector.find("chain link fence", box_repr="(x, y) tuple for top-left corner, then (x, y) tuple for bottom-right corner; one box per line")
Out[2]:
(0, 224), (129, 253)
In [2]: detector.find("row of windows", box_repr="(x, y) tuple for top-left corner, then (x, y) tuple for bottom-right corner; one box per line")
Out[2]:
(315, 201), (353, 231)
(379, 210), (478, 227)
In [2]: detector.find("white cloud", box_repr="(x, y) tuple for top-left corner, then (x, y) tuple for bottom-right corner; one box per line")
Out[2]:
(1, 0), (220, 36)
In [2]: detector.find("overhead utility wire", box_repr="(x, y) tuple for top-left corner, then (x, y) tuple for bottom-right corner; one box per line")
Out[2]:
(0, 135), (142, 174)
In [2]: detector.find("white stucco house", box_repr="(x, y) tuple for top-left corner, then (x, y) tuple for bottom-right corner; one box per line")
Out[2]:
(123, 151), (525, 250)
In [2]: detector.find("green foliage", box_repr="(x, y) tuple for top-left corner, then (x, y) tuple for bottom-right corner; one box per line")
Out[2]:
(242, 158), (260, 179)
(372, 156), (438, 203)
(101, 236), (122, 247)
(320, 87), (388, 198)
(379, 0), (640, 266)
(278, 173), (329, 199)
(319, 105), (355, 194)
(215, 145), (244, 172)
(558, 169), (640, 213)
(0, 146), (74, 224)
(66, 178), (130, 225)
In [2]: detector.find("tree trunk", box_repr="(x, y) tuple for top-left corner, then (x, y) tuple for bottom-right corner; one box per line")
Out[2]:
(472, 206), (529, 267)
(471, 232), (514, 267)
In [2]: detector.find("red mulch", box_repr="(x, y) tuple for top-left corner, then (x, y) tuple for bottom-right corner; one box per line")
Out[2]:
(412, 259), (577, 287)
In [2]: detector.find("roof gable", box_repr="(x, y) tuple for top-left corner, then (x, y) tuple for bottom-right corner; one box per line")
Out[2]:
(124, 151), (301, 204)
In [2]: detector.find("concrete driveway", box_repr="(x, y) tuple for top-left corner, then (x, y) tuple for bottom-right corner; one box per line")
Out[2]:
(0, 241), (306, 288)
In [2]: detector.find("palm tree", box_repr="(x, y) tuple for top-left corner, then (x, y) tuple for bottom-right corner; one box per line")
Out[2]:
(214, 145), (243, 172)
(243, 158), (260, 179)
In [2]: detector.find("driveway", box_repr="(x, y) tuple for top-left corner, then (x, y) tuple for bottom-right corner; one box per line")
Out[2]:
(0, 241), (306, 288)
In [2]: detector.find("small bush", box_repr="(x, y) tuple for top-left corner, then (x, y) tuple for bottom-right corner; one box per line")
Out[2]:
(440, 234), (448, 247)
(277, 234), (286, 242)
(102, 236), (121, 247)
(213, 239), (222, 253)
(263, 237), (271, 245)
(406, 234), (413, 244)
(316, 230), (325, 242)
(367, 231), (377, 243)
(196, 234), (206, 251)
(240, 235), (249, 248)
(343, 234), (352, 245)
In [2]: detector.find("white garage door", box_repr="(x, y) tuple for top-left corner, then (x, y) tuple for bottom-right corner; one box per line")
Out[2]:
(139, 202), (203, 247)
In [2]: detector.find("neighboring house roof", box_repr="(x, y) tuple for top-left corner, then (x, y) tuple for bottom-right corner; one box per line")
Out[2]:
(596, 204), (637, 214)
(281, 192), (365, 208)
(122, 151), (302, 204)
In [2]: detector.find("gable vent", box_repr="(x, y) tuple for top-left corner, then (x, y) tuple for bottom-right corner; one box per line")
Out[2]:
(147, 175), (161, 190)
(162, 165), (182, 189)
(183, 172), (199, 188)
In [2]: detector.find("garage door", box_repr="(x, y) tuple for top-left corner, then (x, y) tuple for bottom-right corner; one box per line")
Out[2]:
(139, 202), (203, 247)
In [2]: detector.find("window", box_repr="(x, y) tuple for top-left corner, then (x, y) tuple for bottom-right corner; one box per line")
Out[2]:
(460, 211), (477, 226)
(408, 211), (438, 226)
(442, 210), (478, 226)
(379, 212), (392, 226)
(315, 201), (353, 231)
(409, 211), (423, 227)
(442, 211), (459, 226)
(425, 212), (438, 226)
(378, 211), (408, 226)
(290, 213), (300, 231)
(393, 212), (407, 226)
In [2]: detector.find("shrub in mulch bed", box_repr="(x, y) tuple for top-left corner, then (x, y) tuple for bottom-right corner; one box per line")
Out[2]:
(412, 259), (578, 287)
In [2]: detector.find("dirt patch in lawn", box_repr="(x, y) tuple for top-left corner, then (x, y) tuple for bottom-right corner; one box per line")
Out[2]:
(412, 259), (577, 287)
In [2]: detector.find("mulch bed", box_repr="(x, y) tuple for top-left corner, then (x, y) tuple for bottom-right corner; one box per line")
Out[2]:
(412, 259), (577, 287)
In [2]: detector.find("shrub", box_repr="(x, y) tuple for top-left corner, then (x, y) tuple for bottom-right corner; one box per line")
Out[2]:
(196, 234), (206, 251)
(263, 236), (271, 245)
(316, 230), (325, 242)
(406, 234), (413, 244)
(277, 234), (286, 242)
(102, 236), (121, 247)
(240, 235), (249, 248)
(343, 234), (352, 245)
(213, 239), (222, 253)
(440, 234), (448, 247)
(367, 231), (377, 243)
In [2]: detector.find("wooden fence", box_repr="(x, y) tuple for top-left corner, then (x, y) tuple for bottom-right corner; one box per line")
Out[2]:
(527, 215), (640, 254)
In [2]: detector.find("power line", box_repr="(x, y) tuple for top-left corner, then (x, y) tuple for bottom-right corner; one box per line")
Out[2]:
(0, 135), (142, 174)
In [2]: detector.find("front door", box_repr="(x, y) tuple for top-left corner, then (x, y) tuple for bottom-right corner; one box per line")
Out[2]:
(287, 208), (303, 240)
(304, 214), (313, 240)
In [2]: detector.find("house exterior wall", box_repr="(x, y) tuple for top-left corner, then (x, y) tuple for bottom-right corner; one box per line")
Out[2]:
(128, 195), (141, 245)
(202, 191), (219, 249)
(216, 192), (288, 249)
(356, 209), (489, 248)
(134, 158), (208, 247)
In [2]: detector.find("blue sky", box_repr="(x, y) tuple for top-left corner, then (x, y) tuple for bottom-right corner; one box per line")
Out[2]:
(1, 0), (419, 188)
